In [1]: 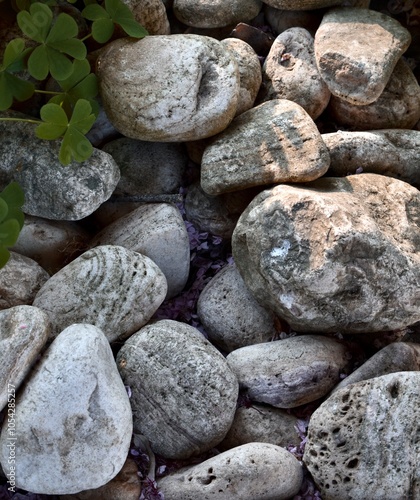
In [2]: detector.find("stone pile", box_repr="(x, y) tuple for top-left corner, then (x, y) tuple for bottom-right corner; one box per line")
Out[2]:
(1, 1), (420, 499)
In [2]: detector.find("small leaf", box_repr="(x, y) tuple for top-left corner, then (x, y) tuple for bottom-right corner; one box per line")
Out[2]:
(82, 3), (109, 21)
(0, 246), (10, 269)
(69, 98), (96, 133)
(117, 18), (148, 38)
(6, 73), (35, 102)
(27, 45), (50, 80)
(0, 198), (8, 222)
(47, 50), (74, 80)
(0, 182), (25, 229)
(0, 75), (13, 111)
(36, 103), (68, 139)
(46, 12), (78, 43)
(49, 38), (87, 61)
(104, 0), (148, 38)
(17, 3), (53, 43)
(2, 38), (26, 69)
(0, 219), (21, 247)
(60, 128), (93, 164)
(92, 18), (115, 43)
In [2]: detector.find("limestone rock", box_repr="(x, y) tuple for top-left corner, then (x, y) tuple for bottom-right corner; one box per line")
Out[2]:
(117, 319), (239, 459)
(158, 442), (303, 500)
(33, 245), (167, 341)
(259, 27), (330, 119)
(314, 7), (411, 105)
(232, 173), (420, 333)
(303, 372), (420, 499)
(323, 129), (420, 188)
(226, 335), (352, 408)
(122, 0), (170, 35)
(90, 204), (189, 299)
(0, 305), (50, 412)
(201, 99), (330, 195)
(98, 35), (240, 141)
(0, 324), (133, 495)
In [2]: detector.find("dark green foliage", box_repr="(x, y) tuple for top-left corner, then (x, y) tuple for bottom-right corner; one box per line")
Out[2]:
(0, 182), (25, 268)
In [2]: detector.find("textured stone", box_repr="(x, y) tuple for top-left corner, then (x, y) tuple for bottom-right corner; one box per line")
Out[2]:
(327, 58), (420, 130)
(303, 372), (420, 499)
(227, 335), (352, 408)
(232, 173), (420, 333)
(117, 320), (239, 459)
(0, 305), (50, 412)
(201, 99), (330, 195)
(122, 0), (170, 35)
(259, 28), (330, 119)
(264, 6), (323, 36)
(197, 263), (278, 352)
(323, 129), (420, 189)
(98, 35), (240, 141)
(0, 324), (133, 495)
(89, 203), (190, 299)
(0, 252), (49, 310)
(158, 442), (303, 500)
(173, 0), (262, 28)
(0, 115), (120, 220)
(262, 0), (368, 9)
(314, 7), (411, 105)
(33, 245), (167, 341)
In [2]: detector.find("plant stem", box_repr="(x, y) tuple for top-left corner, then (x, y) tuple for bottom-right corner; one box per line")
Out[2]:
(80, 33), (92, 43)
(34, 90), (63, 95)
(0, 117), (41, 125)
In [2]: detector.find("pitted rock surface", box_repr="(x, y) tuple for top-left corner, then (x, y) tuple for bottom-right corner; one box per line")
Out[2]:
(303, 372), (420, 500)
(201, 99), (330, 195)
(122, 0), (170, 35)
(314, 7), (411, 105)
(232, 173), (420, 333)
(98, 35), (240, 141)
(117, 319), (239, 459)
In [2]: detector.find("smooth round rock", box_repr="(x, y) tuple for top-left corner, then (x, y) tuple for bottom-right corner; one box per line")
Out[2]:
(158, 442), (303, 500)
(117, 319), (239, 459)
(0, 324), (133, 495)
(304, 372), (420, 499)
(98, 35), (240, 141)
(33, 245), (167, 342)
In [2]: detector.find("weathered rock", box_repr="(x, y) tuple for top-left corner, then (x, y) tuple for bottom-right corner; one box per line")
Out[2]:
(262, 0), (368, 9)
(232, 173), (420, 333)
(117, 320), (239, 459)
(89, 204), (189, 299)
(98, 35), (240, 141)
(0, 115), (120, 220)
(220, 38), (262, 116)
(314, 7), (411, 105)
(324, 129), (420, 188)
(303, 372), (420, 499)
(173, 0), (262, 28)
(327, 58), (420, 130)
(218, 405), (301, 451)
(0, 252), (49, 310)
(158, 442), (303, 500)
(197, 263), (278, 352)
(264, 6), (323, 36)
(122, 0), (170, 35)
(33, 245), (167, 342)
(201, 99), (330, 195)
(0, 305), (50, 412)
(259, 28), (330, 119)
(0, 324), (133, 495)
(227, 335), (352, 408)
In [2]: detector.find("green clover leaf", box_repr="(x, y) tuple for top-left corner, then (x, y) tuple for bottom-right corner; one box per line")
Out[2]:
(0, 182), (25, 269)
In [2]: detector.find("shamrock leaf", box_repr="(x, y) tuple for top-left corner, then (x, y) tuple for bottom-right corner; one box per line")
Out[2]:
(0, 182), (25, 269)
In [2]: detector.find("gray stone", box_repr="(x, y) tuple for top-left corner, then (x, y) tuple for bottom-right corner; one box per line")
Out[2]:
(327, 57), (420, 130)
(0, 115), (120, 220)
(173, 0), (262, 28)
(33, 245), (167, 342)
(323, 129), (420, 188)
(259, 28), (330, 119)
(314, 7), (411, 105)
(303, 372), (420, 499)
(0, 251), (49, 310)
(158, 442), (303, 500)
(98, 35), (240, 141)
(0, 324), (133, 495)
(197, 263), (278, 352)
(117, 319), (239, 459)
(122, 0), (170, 35)
(264, 6), (323, 36)
(89, 203), (189, 299)
(226, 335), (352, 408)
(0, 305), (50, 412)
(262, 0), (368, 9)
(232, 173), (420, 333)
(201, 99), (330, 195)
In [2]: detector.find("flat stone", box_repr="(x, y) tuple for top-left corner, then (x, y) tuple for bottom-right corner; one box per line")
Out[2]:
(98, 35), (240, 141)
(201, 99), (330, 195)
(33, 245), (167, 342)
(314, 7), (411, 105)
(259, 27), (330, 119)
(323, 129), (420, 189)
(0, 324), (133, 495)
(226, 335), (352, 408)
(0, 305), (50, 412)
(89, 203), (189, 299)
(158, 442), (303, 500)
(303, 372), (420, 499)
(232, 173), (420, 333)
(117, 319), (239, 459)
